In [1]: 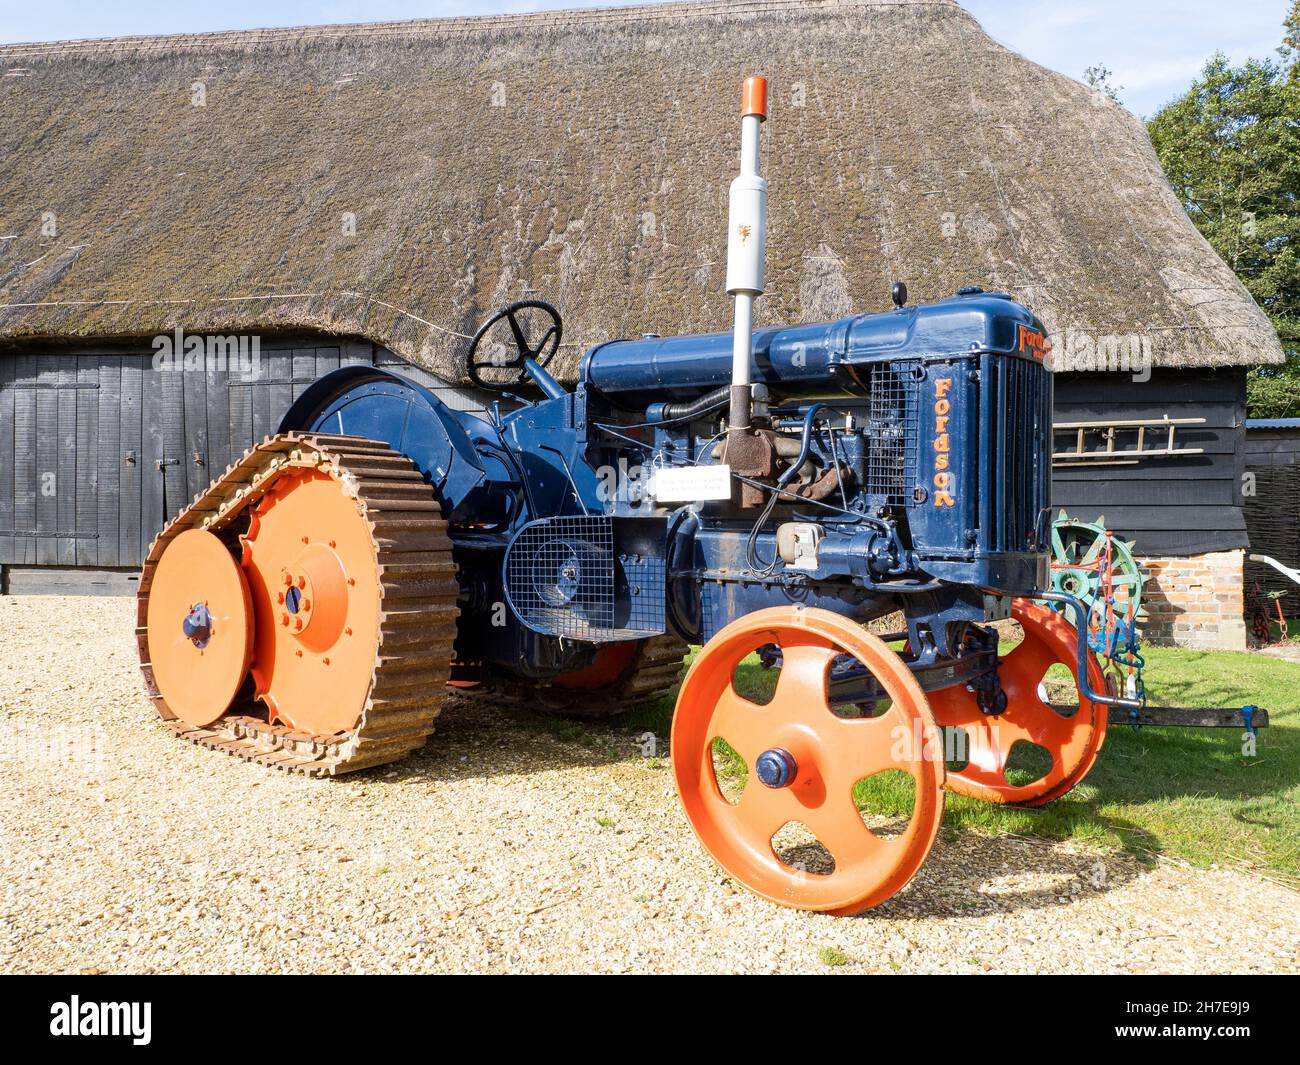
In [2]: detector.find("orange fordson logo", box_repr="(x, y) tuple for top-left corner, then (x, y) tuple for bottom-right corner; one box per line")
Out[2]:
(1018, 325), (1048, 360)
(933, 378), (956, 508)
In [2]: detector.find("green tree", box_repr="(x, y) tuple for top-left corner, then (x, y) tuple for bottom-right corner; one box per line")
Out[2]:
(1282, 0), (1300, 81)
(1083, 63), (1123, 103)
(1148, 39), (1300, 417)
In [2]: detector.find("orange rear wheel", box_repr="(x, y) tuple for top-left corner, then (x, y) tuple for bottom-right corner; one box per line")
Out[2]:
(672, 607), (945, 914)
(928, 599), (1108, 806)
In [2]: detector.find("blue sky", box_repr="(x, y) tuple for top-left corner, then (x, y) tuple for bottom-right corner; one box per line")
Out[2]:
(0, 0), (1289, 117)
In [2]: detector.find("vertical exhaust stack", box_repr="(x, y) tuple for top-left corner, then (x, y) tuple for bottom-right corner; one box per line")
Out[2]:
(726, 76), (768, 434)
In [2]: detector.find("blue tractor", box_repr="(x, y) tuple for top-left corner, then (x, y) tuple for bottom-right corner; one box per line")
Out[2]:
(137, 78), (1129, 913)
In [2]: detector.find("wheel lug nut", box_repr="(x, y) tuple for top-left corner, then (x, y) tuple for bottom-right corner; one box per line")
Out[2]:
(755, 748), (798, 789)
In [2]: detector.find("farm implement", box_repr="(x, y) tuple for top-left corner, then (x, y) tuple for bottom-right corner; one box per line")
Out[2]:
(139, 77), (1151, 913)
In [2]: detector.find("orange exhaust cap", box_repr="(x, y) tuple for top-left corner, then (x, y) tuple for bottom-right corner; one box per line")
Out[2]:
(741, 76), (767, 120)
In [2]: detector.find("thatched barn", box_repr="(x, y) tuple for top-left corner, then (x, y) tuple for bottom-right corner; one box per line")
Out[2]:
(0, 0), (1283, 647)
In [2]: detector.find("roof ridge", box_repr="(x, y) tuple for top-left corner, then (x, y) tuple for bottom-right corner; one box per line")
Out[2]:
(0, 0), (960, 58)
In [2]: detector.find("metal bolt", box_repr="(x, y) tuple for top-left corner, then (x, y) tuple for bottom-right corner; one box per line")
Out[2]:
(755, 748), (798, 789)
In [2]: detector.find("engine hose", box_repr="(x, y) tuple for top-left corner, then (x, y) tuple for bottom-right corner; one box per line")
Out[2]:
(776, 403), (826, 488)
(646, 385), (732, 424)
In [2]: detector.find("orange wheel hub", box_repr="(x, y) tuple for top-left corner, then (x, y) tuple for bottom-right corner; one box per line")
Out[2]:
(145, 529), (253, 728)
(672, 606), (945, 914)
(928, 599), (1108, 806)
(241, 468), (382, 736)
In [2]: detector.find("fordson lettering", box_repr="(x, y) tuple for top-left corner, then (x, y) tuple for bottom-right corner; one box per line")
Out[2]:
(933, 377), (956, 508)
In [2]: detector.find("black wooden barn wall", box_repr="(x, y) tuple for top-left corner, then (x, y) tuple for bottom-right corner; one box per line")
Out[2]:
(0, 336), (479, 573)
(1050, 369), (1248, 557)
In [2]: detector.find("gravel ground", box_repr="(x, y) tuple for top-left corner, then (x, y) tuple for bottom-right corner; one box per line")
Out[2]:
(1, 594), (1296, 975)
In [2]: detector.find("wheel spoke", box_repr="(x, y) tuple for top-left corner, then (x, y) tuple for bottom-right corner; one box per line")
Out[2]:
(1079, 535), (1105, 565)
(1002, 632), (1057, 685)
(963, 716), (1015, 778)
(823, 710), (911, 782)
(711, 684), (771, 765)
(731, 778), (796, 847)
(771, 642), (837, 720)
(805, 797), (888, 869)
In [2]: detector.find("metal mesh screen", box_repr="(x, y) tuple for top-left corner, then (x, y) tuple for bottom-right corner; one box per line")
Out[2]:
(866, 362), (919, 506)
(504, 516), (665, 640)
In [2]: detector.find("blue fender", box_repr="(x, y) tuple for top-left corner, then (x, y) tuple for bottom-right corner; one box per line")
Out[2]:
(279, 366), (487, 515)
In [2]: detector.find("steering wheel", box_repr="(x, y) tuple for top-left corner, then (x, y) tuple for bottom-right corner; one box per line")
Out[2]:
(466, 300), (563, 391)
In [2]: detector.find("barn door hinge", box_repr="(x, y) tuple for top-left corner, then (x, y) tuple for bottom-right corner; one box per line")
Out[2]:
(124, 450), (136, 467)
(156, 458), (181, 472)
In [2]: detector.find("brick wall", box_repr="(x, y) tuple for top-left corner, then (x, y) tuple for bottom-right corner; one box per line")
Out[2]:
(1141, 550), (1247, 650)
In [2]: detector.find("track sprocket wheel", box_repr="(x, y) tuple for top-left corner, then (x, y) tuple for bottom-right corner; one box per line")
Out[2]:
(672, 606), (945, 914)
(928, 599), (1108, 806)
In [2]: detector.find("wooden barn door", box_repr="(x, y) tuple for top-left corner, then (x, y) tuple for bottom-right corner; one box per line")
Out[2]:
(0, 339), (424, 579)
(0, 353), (119, 568)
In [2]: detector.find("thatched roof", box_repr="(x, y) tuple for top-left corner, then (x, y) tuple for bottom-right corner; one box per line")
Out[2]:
(0, 0), (1282, 379)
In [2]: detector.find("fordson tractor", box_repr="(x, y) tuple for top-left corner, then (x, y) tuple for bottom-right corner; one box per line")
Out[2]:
(137, 78), (1131, 914)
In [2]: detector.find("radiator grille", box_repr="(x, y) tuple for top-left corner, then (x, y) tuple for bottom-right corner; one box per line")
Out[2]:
(865, 362), (920, 506)
(986, 356), (1052, 552)
(504, 516), (665, 641)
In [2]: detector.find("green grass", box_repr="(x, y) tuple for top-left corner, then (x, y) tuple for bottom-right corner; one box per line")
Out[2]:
(622, 644), (1300, 880)
(817, 946), (852, 967)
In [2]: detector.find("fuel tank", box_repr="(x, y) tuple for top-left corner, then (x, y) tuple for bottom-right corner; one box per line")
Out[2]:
(582, 290), (1048, 404)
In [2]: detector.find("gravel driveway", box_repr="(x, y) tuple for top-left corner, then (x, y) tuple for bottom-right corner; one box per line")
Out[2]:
(1, 595), (1296, 974)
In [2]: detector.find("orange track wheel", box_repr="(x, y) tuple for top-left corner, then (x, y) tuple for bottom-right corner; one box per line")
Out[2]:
(145, 529), (253, 728)
(551, 641), (641, 690)
(928, 599), (1108, 807)
(672, 606), (945, 914)
(241, 468), (383, 736)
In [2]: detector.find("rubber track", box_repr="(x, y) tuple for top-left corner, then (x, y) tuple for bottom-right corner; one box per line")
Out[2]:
(136, 433), (457, 776)
(453, 633), (688, 720)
